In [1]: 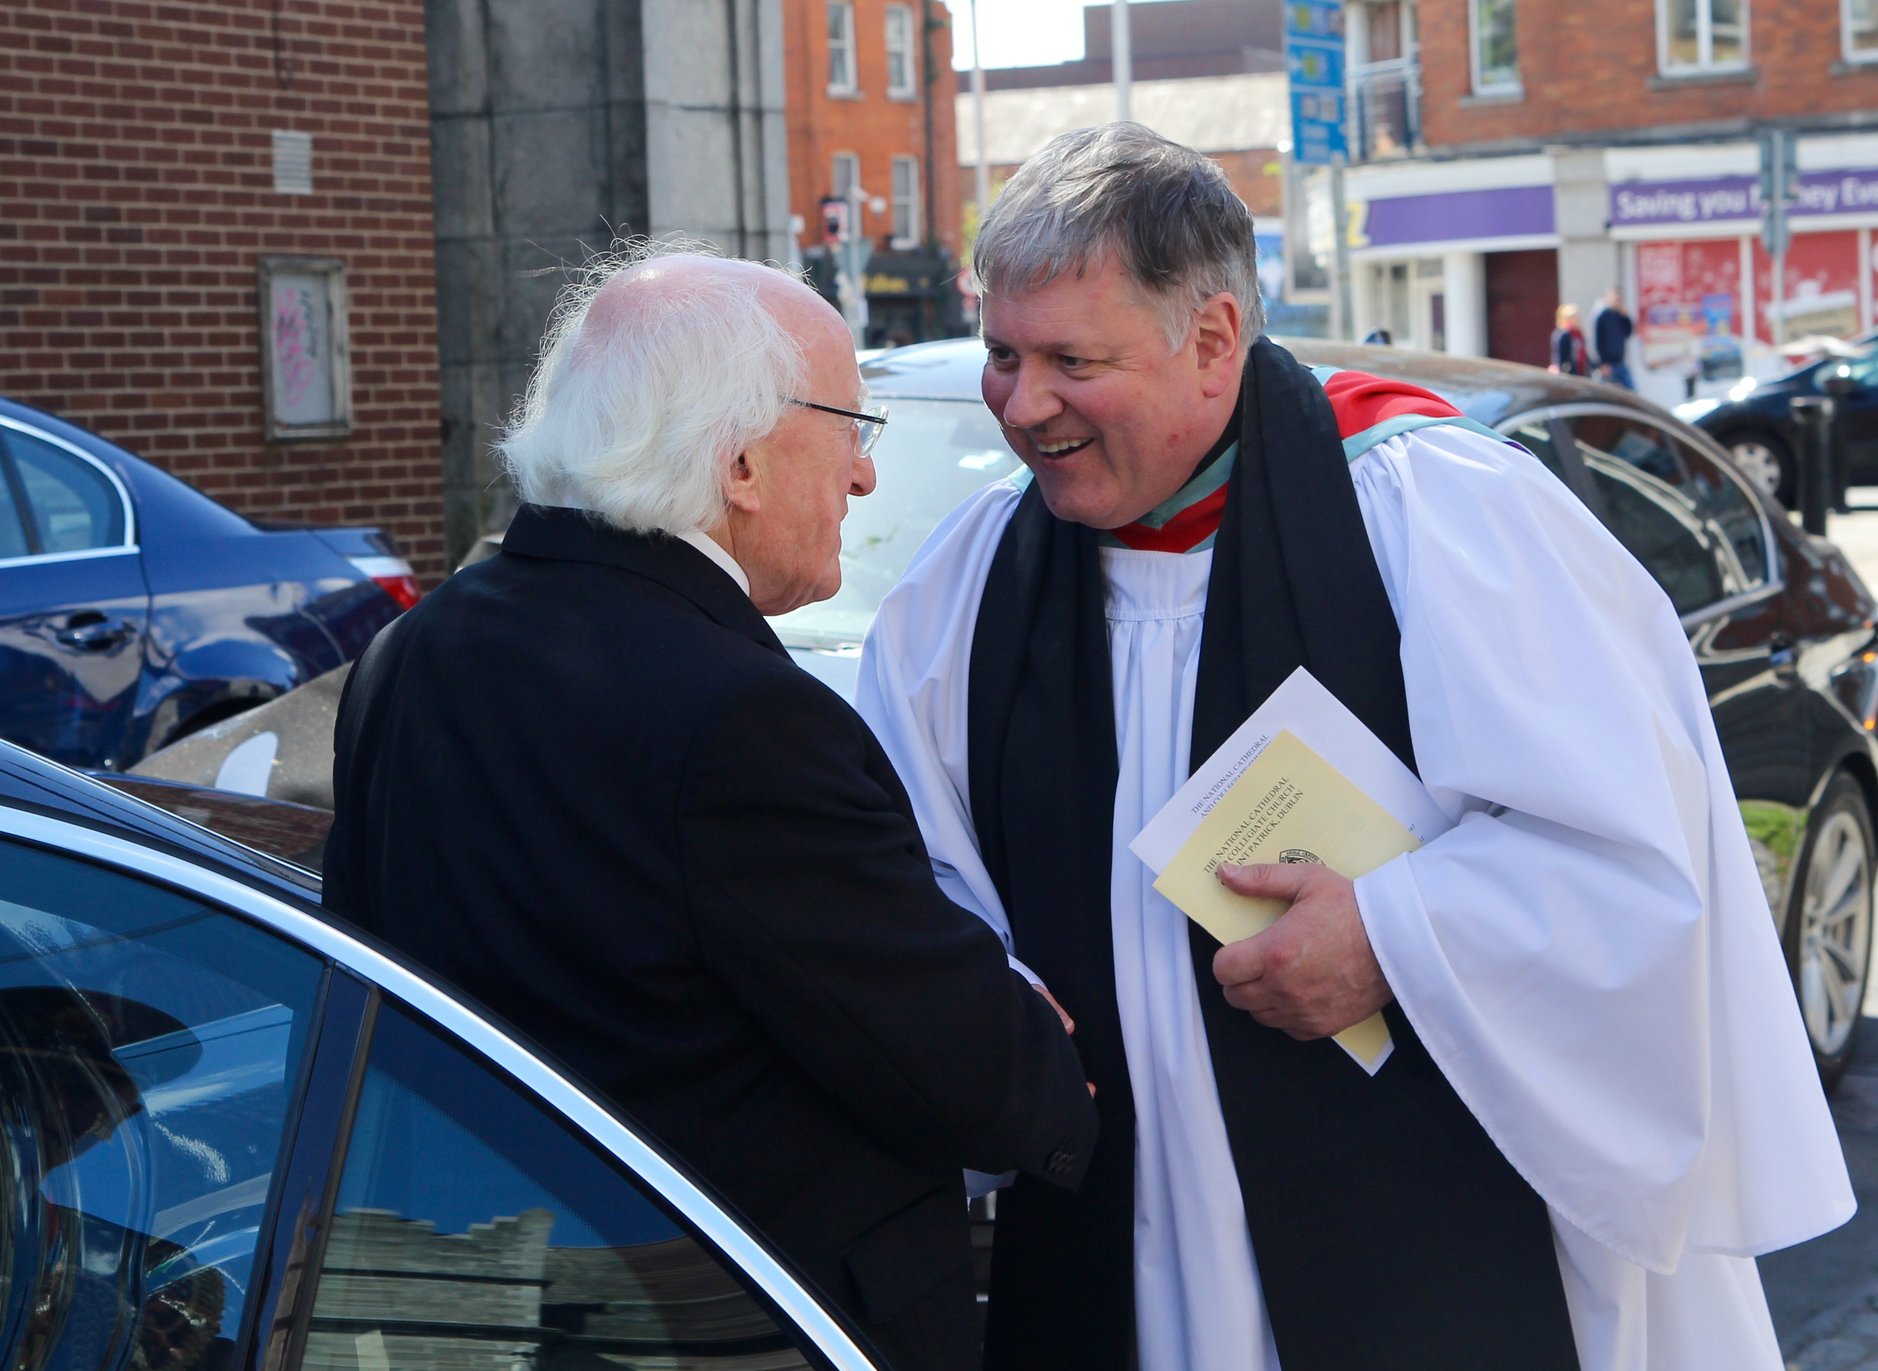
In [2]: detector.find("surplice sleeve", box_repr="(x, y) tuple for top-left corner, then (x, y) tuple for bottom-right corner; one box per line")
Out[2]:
(1347, 424), (1853, 1273)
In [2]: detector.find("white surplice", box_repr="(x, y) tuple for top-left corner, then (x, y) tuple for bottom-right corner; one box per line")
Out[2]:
(856, 423), (1855, 1371)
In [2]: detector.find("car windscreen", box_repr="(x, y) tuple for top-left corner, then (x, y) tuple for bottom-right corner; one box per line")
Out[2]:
(770, 397), (1021, 649)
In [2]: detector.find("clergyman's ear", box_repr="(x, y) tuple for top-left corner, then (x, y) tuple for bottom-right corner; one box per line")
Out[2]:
(1193, 292), (1243, 397)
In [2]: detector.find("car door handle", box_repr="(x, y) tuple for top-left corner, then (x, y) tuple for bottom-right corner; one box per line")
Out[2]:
(55, 613), (136, 651)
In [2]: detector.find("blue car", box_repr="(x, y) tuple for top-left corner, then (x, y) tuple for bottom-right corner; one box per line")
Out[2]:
(0, 397), (416, 771)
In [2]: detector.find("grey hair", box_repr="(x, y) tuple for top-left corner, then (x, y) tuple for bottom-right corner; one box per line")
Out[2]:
(497, 238), (807, 535)
(973, 122), (1264, 349)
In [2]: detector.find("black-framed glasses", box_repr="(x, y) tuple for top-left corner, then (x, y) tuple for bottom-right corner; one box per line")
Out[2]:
(789, 398), (889, 457)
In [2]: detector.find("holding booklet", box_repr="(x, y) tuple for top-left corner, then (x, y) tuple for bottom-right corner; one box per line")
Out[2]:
(1130, 666), (1454, 1073)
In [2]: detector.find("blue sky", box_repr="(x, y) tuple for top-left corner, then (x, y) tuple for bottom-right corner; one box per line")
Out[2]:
(951, 0), (1186, 71)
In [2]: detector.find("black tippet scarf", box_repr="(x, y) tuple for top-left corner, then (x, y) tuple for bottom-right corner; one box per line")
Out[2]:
(968, 337), (1579, 1371)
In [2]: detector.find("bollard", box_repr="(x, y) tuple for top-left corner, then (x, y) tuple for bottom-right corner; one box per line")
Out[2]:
(1792, 395), (1834, 535)
(1822, 368), (1859, 513)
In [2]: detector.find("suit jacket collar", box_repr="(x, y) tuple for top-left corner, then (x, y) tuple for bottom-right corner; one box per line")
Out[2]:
(501, 503), (788, 657)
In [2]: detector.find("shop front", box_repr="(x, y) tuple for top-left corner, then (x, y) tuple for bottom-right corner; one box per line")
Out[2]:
(1607, 139), (1878, 410)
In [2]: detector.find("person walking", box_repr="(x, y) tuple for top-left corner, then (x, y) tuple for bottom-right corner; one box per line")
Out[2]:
(1550, 302), (1590, 375)
(1593, 287), (1636, 389)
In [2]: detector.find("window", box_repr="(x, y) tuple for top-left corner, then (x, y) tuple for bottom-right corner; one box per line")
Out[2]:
(1470, 0), (1519, 91)
(0, 840), (326, 1371)
(891, 156), (920, 249)
(831, 152), (860, 237)
(306, 1001), (818, 1370)
(1847, 0), (1878, 60)
(886, 5), (916, 97)
(1660, 0), (1746, 71)
(4, 429), (126, 554)
(1562, 412), (1767, 616)
(827, 1), (856, 94)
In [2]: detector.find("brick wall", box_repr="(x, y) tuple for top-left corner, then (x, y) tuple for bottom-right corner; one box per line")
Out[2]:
(1423, 0), (1878, 151)
(785, 0), (963, 256)
(0, 0), (445, 581)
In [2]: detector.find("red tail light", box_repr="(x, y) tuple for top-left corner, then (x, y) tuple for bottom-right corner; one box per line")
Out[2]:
(372, 573), (422, 611)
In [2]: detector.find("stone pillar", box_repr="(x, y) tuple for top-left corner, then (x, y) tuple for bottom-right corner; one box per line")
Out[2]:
(1552, 147), (1618, 333)
(1443, 251), (1487, 357)
(426, 0), (790, 567)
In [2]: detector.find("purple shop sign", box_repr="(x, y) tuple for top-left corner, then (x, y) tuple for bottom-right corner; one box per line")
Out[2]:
(1609, 168), (1878, 229)
(1357, 185), (1555, 250)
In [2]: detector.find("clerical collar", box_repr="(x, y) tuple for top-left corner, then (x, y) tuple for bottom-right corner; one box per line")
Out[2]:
(1101, 403), (1243, 554)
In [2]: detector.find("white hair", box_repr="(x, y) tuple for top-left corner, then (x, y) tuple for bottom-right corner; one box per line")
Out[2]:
(498, 239), (807, 535)
(974, 122), (1265, 350)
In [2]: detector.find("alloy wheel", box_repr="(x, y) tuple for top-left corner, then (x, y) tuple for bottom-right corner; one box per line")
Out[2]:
(1798, 803), (1874, 1059)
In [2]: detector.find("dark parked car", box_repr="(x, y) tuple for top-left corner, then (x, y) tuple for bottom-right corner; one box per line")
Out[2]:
(1680, 331), (1878, 505)
(0, 396), (417, 772)
(1, 745), (879, 1371)
(773, 337), (1878, 1089)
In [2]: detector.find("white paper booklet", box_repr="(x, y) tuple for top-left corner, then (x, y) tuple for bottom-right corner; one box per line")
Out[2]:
(1130, 666), (1452, 875)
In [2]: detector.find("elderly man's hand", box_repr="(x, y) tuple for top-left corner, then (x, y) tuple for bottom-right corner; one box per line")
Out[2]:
(1210, 862), (1391, 1039)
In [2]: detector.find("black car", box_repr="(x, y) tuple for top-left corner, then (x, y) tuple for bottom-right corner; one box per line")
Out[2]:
(773, 337), (1878, 1088)
(0, 397), (417, 772)
(1680, 332), (1878, 506)
(0, 745), (883, 1371)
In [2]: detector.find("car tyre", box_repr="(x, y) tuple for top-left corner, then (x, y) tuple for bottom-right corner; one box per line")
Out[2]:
(1784, 772), (1876, 1092)
(1718, 428), (1795, 507)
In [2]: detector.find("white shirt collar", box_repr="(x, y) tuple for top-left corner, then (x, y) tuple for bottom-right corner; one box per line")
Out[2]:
(675, 529), (751, 597)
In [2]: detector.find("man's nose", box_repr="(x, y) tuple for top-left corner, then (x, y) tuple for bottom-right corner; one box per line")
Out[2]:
(850, 453), (877, 497)
(998, 363), (1063, 429)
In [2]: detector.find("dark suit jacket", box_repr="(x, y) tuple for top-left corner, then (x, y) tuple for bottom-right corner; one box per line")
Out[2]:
(323, 504), (1096, 1371)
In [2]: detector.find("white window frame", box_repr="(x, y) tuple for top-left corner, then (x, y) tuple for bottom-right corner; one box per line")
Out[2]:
(885, 5), (917, 98)
(1846, 0), (1878, 62)
(827, 1), (857, 95)
(890, 156), (920, 249)
(1657, 0), (1749, 73)
(1468, 0), (1520, 94)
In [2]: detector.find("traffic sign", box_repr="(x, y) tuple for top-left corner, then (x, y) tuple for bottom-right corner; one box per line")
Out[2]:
(1285, 0), (1347, 166)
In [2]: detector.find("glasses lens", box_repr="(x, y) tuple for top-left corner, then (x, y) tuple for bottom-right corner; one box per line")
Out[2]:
(860, 404), (887, 457)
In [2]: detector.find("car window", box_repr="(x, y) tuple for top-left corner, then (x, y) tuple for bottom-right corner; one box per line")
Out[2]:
(6, 430), (126, 554)
(305, 1001), (824, 1370)
(1560, 412), (1763, 616)
(0, 838), (325, 1371)
(1504, 420), (1569, 483)
(772, 396), (1020, 647)
(0, 456), (30, 560)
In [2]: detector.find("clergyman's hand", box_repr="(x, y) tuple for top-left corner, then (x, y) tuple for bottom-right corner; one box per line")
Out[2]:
(1210, 862), (1392, 1039)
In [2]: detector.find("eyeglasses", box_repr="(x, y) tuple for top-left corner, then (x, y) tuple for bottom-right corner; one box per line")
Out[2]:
(789, 398), (889, 457)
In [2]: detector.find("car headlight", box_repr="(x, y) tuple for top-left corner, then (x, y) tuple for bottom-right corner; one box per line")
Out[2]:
(1674, 397), (1723, 422)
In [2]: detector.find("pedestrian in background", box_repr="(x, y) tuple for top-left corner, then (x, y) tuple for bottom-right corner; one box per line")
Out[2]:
(1593, 286), (1636, 389)
(1550, 302), (1590, 375)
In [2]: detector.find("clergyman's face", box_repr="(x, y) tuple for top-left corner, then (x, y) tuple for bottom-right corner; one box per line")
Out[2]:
(738, 306), (877, 615)
(980, 255), (1220, 529)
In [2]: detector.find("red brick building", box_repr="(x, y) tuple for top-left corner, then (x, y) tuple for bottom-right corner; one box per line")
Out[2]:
(783, 0), (965, 344)
(1335, 0), (1878, 409)
(0, 0), (445, 580)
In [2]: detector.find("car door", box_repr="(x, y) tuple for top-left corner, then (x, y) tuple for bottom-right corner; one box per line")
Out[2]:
(0, 804), (879, 1371)
(1546, 406), (1812, 816)
(1827, 350), (1878, 474)
(0, 418), (150, 769)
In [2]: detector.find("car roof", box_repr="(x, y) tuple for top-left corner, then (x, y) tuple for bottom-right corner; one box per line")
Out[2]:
(0, 741), (320, 899)
(864, 335), (1680, 431)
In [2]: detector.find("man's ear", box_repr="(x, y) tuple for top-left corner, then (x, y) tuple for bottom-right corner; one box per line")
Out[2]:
(1193, 292), (1244, 398)
(724, 448), (762, 514)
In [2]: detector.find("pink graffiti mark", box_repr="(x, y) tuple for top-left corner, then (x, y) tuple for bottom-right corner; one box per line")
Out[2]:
(271, 283), (321, 410)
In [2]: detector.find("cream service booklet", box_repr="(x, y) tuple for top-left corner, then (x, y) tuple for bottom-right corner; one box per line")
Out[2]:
(1129, 668), (1454, 1074)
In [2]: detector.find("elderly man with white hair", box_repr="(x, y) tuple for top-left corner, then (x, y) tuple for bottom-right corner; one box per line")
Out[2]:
(323, 243), (1097, 1371)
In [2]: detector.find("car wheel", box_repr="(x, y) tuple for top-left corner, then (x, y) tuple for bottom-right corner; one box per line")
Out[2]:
(1784, 772), (1875, 1091)
(1720, 430), (1794, 506)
